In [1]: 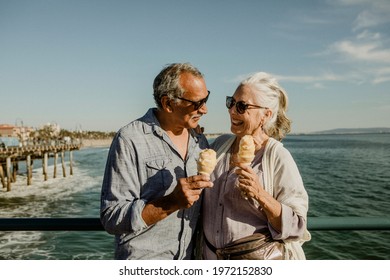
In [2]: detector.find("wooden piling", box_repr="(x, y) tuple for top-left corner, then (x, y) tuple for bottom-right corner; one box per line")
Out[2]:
(6, 157), (11, 191)
(43, 152), (48, 181)
(0, 143), (80, 191)
(61, 150), (66, 177)
(0, 164), (5, 188)
(53, 152), (58, 179)
(69, 150), (73, 176)
(27, 155), (32, 186)
(12, 161), (18, 183)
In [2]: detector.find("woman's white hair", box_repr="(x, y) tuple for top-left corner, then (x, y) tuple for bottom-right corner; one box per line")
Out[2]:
(240, 72), (291, 140)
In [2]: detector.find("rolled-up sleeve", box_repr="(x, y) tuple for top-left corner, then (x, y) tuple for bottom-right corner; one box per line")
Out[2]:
(100, 134), (148, 235)
(269, 146), (308, 241)
(268, 204), (306, 241)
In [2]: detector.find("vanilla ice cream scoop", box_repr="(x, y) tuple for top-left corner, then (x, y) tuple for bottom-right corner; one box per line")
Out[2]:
(238, 135), (255, 165)
(197, 149), (217, 176)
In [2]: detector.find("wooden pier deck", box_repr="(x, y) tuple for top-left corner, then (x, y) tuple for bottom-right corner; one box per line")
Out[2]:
(0, 144), (81, 192)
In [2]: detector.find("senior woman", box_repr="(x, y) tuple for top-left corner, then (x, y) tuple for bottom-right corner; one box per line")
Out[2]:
(202, 72), (310, 260)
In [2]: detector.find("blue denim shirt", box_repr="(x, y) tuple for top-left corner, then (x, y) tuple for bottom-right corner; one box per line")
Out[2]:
(100, 108), (209, 259)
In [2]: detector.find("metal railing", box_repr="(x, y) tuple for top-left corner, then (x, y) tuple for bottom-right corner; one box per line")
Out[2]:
(1, 217), (390, 231)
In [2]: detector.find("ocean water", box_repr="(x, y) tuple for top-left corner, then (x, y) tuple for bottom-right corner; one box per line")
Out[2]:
(0, 134), (389, 260)
(285, 133), (390, 260)
(0, 148), (114, 260)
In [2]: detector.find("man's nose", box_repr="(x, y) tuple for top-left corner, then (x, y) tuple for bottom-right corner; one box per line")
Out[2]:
(198, 103), (208, 114)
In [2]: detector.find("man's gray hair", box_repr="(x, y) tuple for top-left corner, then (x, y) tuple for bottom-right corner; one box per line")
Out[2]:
(153, 63), (204, 109)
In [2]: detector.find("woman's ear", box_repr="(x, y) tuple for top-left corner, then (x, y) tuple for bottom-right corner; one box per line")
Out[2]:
(265, 108), (272, 120)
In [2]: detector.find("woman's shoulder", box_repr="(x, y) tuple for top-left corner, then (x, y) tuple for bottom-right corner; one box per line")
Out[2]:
(266, 137), (295, 163)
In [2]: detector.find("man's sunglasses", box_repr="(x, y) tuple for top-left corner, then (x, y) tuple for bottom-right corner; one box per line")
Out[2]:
(177, 91), (210, 110)
(226, 96), (268, 114)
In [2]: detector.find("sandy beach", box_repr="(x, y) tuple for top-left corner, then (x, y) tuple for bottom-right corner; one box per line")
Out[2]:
(81, 138), (113, 148)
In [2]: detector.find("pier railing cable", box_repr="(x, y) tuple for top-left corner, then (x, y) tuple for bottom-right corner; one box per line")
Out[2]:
(0, 217), (390, 231)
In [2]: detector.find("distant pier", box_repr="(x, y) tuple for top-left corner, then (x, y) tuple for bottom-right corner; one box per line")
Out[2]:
(0, 144), (81, 192)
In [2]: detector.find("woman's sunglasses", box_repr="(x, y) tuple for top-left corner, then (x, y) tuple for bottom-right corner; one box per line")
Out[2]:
(177, 91), (210, 110)
(226, 96), (268, 114)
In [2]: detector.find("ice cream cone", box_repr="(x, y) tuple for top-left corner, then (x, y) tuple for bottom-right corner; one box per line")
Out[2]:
(238, 135), (255, 165)
(197, 149), (217, 176)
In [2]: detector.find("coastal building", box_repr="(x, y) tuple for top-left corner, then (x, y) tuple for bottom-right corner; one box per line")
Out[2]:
(0, 124), (15, 137)
(0, 124), (35, 145)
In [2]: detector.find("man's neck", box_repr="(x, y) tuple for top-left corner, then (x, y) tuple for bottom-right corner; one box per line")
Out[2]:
(155, 110), (188, 136)
(155, 110), (189, 159)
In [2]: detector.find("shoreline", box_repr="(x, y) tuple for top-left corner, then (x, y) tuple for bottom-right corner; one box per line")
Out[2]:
(80, 138), (113, 148)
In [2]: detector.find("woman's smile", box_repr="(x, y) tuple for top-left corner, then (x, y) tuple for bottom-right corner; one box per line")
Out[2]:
(231, 118), (244, 126)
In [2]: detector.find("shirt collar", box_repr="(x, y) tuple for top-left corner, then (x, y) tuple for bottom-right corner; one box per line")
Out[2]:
(141, 108), (164, 137)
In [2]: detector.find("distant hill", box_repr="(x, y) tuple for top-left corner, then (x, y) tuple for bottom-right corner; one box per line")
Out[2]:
(207, 128), (390, 136)
(312, 127), (390, 134)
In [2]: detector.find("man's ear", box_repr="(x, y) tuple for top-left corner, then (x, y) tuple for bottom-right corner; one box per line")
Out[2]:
(161, 96), (173, 112)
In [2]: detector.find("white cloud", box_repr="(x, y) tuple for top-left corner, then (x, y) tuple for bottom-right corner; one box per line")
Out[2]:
(299, 16), (333, 25)
(371, 67), (390, 84)
(229, 72), (344, 86)
(275, 73), (343, 83)
(373, 76), (390, 84)
(356, 30), (381, 40)
(227, 73), (252, 84)
(374, 67), (390, 75)
(333, 0), (371, 5)
(230, 1), (390, 87)
(275, 67), (390, 85)
(320, 1), (390, 84)
(330, 40), (390, 63)
(334, 0), (390, 10)
(354, 10), (390, 30)
(334, 0), (390, 30)
(309, 83), (325, 90)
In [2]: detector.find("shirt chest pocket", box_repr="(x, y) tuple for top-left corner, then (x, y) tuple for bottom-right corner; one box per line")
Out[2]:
(143, 158), (174, 198)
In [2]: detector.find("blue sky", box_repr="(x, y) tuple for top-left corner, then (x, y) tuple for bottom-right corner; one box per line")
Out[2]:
(1, 0), (389, 134)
